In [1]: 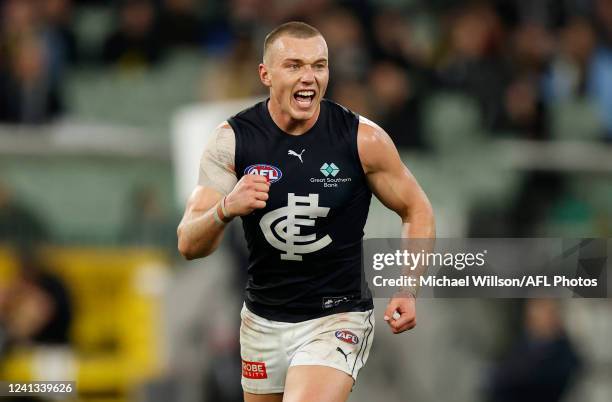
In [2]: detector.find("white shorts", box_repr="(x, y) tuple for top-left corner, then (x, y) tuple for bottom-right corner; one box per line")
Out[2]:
(239, 304), (375, 394)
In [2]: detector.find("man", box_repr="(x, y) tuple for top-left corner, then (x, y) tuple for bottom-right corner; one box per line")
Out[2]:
(177, 22), (435, 402)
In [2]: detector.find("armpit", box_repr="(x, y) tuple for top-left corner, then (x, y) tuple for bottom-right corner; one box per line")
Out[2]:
(198, 123), (237, 195)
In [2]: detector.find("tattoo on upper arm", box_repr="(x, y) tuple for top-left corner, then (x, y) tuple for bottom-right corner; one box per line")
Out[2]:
(198, 124), (238, 195)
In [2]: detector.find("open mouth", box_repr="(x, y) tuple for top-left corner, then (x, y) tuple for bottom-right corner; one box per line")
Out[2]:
(293, 90), (316, 108)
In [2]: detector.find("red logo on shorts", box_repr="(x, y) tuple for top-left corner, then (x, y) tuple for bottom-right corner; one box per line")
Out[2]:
(242, 360), (268, 379)
(335, 330), (359, 345)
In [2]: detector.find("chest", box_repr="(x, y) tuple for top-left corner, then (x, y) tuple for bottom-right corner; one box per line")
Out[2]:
(237, 133), (364, 211)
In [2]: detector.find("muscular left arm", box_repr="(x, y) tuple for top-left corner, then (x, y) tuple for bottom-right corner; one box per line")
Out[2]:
(358, 117), (436, 333)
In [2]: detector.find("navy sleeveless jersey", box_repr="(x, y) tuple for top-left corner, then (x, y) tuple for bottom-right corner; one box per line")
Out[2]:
(228, 98), (373, 322)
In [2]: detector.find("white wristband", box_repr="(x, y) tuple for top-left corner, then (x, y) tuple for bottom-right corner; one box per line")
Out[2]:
(220, 196), (231, 220)
(213, 204), (225, 225)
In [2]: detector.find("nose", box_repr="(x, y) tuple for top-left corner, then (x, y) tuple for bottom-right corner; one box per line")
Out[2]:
(300, 65), (315, 83)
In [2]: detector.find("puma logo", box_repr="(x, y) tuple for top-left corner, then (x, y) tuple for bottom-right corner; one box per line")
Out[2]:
(288, 149), (305, 163)
(336, 347), (351, 363)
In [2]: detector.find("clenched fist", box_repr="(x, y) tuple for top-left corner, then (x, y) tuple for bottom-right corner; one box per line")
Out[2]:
(384, 292), (416, 334)
(224, 174), (270, 217)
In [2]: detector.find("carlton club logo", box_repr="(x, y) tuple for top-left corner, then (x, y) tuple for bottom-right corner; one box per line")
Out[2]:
(335, 330), (359, 345)
(259, 193), (332, 261)
(244, 164), (282, 183)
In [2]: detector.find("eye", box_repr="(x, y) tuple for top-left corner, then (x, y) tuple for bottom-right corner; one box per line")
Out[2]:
(315, 63), (326, 70)
(287, 64), (299, 70)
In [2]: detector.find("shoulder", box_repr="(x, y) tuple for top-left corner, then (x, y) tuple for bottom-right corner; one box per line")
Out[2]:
(209, 121), (235, 147)
(217, 121), (233, 135)
(357, 116), (399, 174)
(229, 100), (267, 123)
(322, 98), (358, 122)
(321, 99), (360, 140)
(322, 98), (353, 113)
(198, 121), (238, 190)
(202, 122), (235, 166)
(357, 115), (388, 145)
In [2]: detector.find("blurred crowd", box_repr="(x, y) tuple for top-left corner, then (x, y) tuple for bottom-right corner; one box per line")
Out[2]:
(0, 0), (73, 123)
(0, 0), (610, 144)
(0, 243), (72, 357)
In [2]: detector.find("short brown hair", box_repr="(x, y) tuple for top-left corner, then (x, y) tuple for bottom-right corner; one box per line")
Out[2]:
(263, 21), (322, 62)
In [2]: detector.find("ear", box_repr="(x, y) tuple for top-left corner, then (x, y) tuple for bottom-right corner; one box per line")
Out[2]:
(259, 63), (271, 87)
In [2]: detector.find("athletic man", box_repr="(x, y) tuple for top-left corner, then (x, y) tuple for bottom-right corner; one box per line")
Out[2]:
(177, 22), (435, 402)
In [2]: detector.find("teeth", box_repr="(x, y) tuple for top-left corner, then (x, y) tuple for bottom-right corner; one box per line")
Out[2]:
(296, 91), (314, 97)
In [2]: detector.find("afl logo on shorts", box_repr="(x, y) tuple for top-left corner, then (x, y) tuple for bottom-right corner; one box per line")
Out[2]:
(335, 330), (359, 345)
(245, 164), (282, 183)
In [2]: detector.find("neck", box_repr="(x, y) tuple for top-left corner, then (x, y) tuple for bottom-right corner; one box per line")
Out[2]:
(268, 96), (320, 135)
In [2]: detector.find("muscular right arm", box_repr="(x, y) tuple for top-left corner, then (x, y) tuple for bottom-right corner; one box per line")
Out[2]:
(177, 122), (269, 260)
(177, 186), (226, 259)
(177, 123), (236, 260)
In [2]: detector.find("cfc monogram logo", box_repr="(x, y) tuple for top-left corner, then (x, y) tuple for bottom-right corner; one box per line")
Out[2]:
(259, 193), (332, 261)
